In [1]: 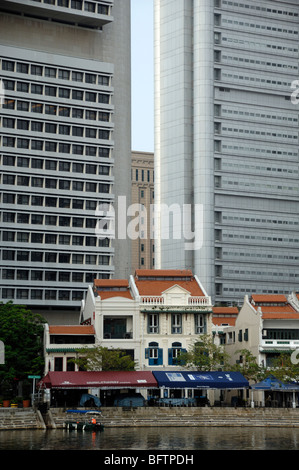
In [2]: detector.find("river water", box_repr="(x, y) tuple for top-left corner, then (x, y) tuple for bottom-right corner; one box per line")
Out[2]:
(0, 426), (299, 451)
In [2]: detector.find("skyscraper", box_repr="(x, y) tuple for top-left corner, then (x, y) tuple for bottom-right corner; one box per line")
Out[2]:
(0, 0), (131, 323)
(154, 0), (299, 304)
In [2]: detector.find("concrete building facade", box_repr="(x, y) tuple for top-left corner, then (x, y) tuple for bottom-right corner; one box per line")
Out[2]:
(0, 0), (131, 323)
(154, 0), (299, 304)
(131, 151), (155, 272)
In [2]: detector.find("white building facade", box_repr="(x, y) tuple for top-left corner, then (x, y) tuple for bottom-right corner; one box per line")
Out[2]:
(154, 0), (299, 304)
(80, 270), (213, 371)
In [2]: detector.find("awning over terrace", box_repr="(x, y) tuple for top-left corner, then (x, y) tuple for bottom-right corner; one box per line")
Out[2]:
(39, 371), (158, 390)
(250, 375), (299, 392)
(152, 371), (249, 389)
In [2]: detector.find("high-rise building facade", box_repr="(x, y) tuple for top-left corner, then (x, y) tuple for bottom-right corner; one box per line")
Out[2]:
(154, 0), (299, 304)
(0, 0), (131, 323)
(131, 151), (155, 271)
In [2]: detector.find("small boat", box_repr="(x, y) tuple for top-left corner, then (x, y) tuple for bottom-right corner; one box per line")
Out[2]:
(64, 420), (104, 432)
(64, 409), (104, 431)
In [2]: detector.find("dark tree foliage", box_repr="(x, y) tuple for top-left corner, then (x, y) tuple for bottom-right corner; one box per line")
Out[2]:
(0, 302), (46, 395)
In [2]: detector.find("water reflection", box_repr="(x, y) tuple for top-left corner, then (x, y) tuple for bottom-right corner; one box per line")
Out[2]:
(0, 427), (299, 450)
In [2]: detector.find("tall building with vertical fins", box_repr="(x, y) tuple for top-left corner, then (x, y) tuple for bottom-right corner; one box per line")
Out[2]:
(0, 0), (131, 323)
(154, 0), (299, 305)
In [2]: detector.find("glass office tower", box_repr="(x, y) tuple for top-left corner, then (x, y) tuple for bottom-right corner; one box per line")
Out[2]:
(154, 0), (299, 304)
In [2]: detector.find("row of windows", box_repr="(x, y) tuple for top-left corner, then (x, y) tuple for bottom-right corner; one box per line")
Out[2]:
(220, 1), (299, 19)
(2, 212), (103, 228)
(217, 34), (298, 55)
(218, 231), (299, 245)
(2, 174), (110, 193)
(216, 123), (297, 142)
(147, 313), (206, 336)
(3, 96), (110, 118)
(1, 117), (111, 138)
(217, 105), (297, 124)
(217, 70), (295, 92)
(216, 159), (298, 176)
(3, 79), (111, 106)
(220, 16), (298, 37)
(1, 59), (111, 86)
(1, 193), (103, 212)
(2, 92), (110, 122)
(2, 155), (111, 175)
(1, 250), (111, 265)
(2, 269), (104, 282)
(220, 249), (299, 263)
(220, 267), (299, 280)
(217, 176), (299, 195)
(31, 0), (111, 16)
(2, 231), (110, 247)
(218, 53), (298, 74)
(1, 136), (111, 157)
(219, 214), (299, 227)
(132, 168), (154, 183)
(218, 142), (298, 160)
(1, 288), (85, 301)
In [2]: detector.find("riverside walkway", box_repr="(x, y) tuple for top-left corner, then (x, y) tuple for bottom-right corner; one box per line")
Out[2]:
(2, 407), (299, 430)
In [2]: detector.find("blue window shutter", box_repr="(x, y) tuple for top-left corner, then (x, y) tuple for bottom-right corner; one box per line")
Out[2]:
(158, 348), (163, 365)
(168, 348), (173, 365)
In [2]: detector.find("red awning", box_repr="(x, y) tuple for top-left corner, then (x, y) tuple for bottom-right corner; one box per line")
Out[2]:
(39, 371), (158, 389)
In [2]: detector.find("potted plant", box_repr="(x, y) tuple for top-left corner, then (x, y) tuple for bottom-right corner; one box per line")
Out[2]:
(22, 397), (30, 408)
(2, 397), (10, 407)
(10, 398), (18, 408)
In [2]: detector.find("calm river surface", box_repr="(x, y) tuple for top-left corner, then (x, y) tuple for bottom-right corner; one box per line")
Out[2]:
(0, 426), (299, 451)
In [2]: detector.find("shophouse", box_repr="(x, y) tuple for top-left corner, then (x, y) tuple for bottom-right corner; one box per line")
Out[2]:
(223, 293), (299, 369)
(80, 269), (213, 371)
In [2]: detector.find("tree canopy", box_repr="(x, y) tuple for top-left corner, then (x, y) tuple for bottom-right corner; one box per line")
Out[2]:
(0, 302), (45, 396)
(72, 346), (138, 371)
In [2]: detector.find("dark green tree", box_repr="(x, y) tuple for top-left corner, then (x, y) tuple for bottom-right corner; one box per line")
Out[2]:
(0, 302), (45, 396)
(72, 346), (137, 371)
(177, 334), (230, 371)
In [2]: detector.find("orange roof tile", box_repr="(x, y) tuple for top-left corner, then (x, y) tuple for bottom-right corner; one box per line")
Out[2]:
(213, 307), (239, 314)
(97, 291), (133, 300)
(262, 312), (299, 320)
(134, 269), (204, 297)
(94, 279), (128, 287)
(213, 317), (236, 326)
(251, 294), (287, 303)
(49, 326), (95, 335)
(135, 278), (204, 297)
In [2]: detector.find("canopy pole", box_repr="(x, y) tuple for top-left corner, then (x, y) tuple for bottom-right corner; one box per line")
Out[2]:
(251, 389), (254, 408)
(293, 391), (296, 408)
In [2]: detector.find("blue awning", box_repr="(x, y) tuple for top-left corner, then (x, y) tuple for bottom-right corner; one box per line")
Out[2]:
(251, 375), (299, 391)
(152, 371), (249, 389)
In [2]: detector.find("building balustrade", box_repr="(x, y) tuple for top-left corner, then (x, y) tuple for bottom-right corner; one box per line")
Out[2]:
(140, 296), (211, 306)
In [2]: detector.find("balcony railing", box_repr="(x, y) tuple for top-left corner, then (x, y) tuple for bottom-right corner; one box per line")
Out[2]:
(261, 339), (299, 349)
(140, 296), (211, 306)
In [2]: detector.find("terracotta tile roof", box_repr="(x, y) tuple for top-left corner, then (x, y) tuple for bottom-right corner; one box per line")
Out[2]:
(134, 269), (205, 297)
(94, 279), (129, 287)
(49, 326), (95, 335)
(213, 317), (236, 326)
(213, 307), (239, 314)
(93, 279), (133, 300)
(135, 278), (204, 297)
(262, 312), (299, 320)
(97, 291), (133, 300)
(251, 294), (287, 303)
